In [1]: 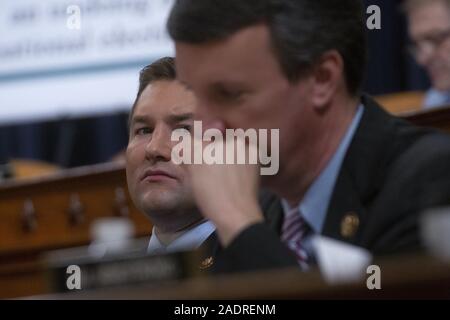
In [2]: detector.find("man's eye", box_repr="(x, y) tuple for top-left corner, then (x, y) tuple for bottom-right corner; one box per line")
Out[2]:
(177, 124), (192, 132)
(217, 88), (244, 102)
(135, 127), (152, 136)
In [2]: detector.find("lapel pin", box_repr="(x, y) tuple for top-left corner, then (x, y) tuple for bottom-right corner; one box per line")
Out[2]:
(341, 212), (360, 238)
(200, 256), (214, 270)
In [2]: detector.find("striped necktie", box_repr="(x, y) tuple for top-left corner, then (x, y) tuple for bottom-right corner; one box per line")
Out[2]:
(281, 207), (312, 270)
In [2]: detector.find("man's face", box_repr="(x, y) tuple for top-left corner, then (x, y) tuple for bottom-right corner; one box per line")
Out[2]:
(126, 80), (196, 216)
(408, 1), (450, 91)
(175, 24), (317, 188)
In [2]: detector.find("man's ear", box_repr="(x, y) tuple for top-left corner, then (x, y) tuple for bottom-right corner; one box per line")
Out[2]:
(310, 50), (344, 110)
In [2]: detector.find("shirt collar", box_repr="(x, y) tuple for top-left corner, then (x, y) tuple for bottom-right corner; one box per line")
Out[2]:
(283, 104), (364, 233)
(424, 88), (450, 109)
(147, 220), (215, 254)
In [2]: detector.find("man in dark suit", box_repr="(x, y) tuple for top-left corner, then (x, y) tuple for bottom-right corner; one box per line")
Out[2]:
(166, 0), (450, 273)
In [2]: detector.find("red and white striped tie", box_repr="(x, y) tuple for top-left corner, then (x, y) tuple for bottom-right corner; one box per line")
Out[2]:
(281, 208), (312, 270)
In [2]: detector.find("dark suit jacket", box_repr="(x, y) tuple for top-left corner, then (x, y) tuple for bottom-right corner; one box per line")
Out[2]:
(207, 94), (450, 274)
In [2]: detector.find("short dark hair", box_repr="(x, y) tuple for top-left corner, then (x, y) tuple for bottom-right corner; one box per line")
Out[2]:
(167, 0), (367, 95)
(129, 56), (176, 128)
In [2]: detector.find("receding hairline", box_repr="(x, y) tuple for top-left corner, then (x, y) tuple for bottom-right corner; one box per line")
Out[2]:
(128, 56), (177, 130)
(129, 78), (188, 128)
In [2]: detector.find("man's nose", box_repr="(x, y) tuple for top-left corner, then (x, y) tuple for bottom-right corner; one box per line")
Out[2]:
(144, 126), (172, 163)
(195, 100), (226, 133)
(415, 42), (435, 66)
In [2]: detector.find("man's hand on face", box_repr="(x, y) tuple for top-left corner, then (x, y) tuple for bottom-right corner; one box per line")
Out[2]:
(183, 132), (264, 247)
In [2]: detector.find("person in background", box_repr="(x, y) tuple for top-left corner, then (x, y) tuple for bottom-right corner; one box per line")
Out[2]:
(126, 57), (217, 259)
(405, 0), (450, 109)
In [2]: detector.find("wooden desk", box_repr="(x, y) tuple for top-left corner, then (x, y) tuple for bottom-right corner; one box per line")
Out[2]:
(9, 159), (61, 180)
(29, 254), (450, 300)
(374, 91), (450, 134)
(0, 162), (152, 298)
(401, 106), (450, 133)
(376, 91), (425, 114)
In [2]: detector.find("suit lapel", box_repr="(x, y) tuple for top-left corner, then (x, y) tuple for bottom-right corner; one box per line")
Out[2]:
(259, 190), (284, 234)
(322, 95), (399, 244)
(196, 232), (220, 272)
(322, 166), (367, 243)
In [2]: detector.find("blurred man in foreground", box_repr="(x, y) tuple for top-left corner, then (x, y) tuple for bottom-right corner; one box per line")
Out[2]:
(167, 0), (450, 273)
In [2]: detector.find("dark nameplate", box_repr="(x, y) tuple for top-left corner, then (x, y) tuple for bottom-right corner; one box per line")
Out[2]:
(43, 239), (202, 293)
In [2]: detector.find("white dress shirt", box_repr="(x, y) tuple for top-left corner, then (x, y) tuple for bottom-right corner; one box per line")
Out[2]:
(424, 88), (450, 109)
(147, 220), (215, 254)
(281, 104), (365, 234)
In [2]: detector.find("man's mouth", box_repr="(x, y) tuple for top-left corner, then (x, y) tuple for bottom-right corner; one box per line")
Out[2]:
(140, 169), (177, 182)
